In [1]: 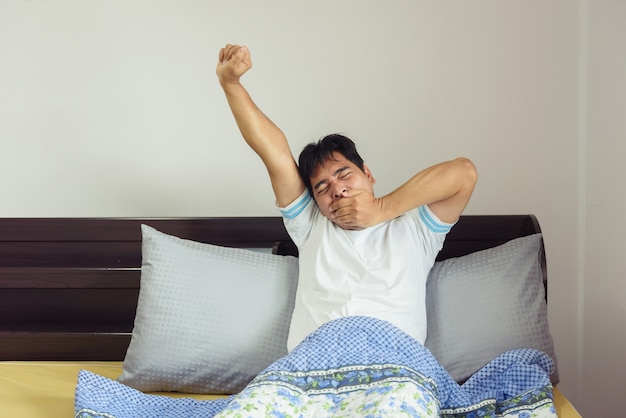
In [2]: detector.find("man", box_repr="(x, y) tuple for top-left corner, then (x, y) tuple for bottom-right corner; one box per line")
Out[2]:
(216, 44), (477, 351)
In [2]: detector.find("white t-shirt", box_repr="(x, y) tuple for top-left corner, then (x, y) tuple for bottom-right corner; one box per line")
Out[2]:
(279, 190), (454, 351)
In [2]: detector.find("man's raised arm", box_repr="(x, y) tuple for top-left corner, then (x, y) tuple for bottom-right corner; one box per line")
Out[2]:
(216, 44), (304, 207)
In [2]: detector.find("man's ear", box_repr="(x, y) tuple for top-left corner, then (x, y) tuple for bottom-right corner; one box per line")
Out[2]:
(363, 163), (376, 185)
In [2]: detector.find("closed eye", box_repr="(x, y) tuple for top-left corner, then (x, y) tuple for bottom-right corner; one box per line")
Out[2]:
(313, 166), (351, 195)
(316, 185), (329, 195)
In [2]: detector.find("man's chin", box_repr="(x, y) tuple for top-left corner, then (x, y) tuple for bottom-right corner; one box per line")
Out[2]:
(327, 216), (365, 231)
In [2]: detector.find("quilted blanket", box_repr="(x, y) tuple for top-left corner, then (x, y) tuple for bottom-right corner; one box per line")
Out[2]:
(75, 316), (556, 417)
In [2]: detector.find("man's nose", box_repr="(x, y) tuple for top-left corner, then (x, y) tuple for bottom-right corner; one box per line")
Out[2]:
(332, 184), (347, 199)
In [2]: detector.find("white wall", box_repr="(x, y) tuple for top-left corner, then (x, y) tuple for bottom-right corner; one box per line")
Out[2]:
(0, 0), (590, 409)
(582, 0), (626, 416)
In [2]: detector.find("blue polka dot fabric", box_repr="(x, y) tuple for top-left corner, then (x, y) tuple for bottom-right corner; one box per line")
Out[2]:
(75, 316), (556, 417)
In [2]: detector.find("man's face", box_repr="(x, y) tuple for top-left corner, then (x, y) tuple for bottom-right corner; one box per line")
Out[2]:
(309, 152), (376, 221)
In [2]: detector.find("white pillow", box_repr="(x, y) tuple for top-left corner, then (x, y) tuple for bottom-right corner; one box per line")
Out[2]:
(118, 225), (298, 394)
(424, 233), (559, 384)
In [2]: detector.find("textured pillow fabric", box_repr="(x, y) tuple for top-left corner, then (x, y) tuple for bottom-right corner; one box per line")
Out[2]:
(118, 225), (298, 394)
(424, 233), (559, 384)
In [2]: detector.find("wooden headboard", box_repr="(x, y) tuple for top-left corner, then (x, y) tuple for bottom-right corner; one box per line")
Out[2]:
(0, 215), (544, 361)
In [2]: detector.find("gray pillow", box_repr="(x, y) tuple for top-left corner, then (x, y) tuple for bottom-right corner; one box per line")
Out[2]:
(424, 233), (559, 384)
(118, 225), (298, 394)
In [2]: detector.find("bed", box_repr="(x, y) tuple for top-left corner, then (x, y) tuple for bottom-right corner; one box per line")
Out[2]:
(0, 215), (580, 417)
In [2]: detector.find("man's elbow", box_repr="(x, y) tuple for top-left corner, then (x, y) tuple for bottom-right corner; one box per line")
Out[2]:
(454, 157), (478, 191)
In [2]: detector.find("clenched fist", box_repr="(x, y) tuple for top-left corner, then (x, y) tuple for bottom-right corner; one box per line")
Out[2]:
(216, 44), (252, 86)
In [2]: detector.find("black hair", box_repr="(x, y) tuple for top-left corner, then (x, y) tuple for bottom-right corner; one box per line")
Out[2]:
(298, 134), (365, 195)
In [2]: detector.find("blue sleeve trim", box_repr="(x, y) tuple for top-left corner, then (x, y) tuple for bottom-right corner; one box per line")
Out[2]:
(280, 191), (313, 219)
(418, 205), (454, 234)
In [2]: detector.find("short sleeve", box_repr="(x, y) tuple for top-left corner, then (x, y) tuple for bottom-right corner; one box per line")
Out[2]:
(277, 190), (317, 249)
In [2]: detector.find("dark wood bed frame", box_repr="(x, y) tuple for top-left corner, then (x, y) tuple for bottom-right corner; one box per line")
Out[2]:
(0, 215), (544, 362)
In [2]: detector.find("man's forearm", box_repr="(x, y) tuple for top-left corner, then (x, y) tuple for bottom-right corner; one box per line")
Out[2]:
(221, 82), (291, 166)
(379, 157), (477, 224)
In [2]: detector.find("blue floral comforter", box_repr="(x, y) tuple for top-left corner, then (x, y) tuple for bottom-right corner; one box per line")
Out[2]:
(75, 316), (556, 417)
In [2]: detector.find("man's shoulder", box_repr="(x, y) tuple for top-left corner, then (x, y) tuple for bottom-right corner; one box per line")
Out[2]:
(279, 190), (316, 220)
